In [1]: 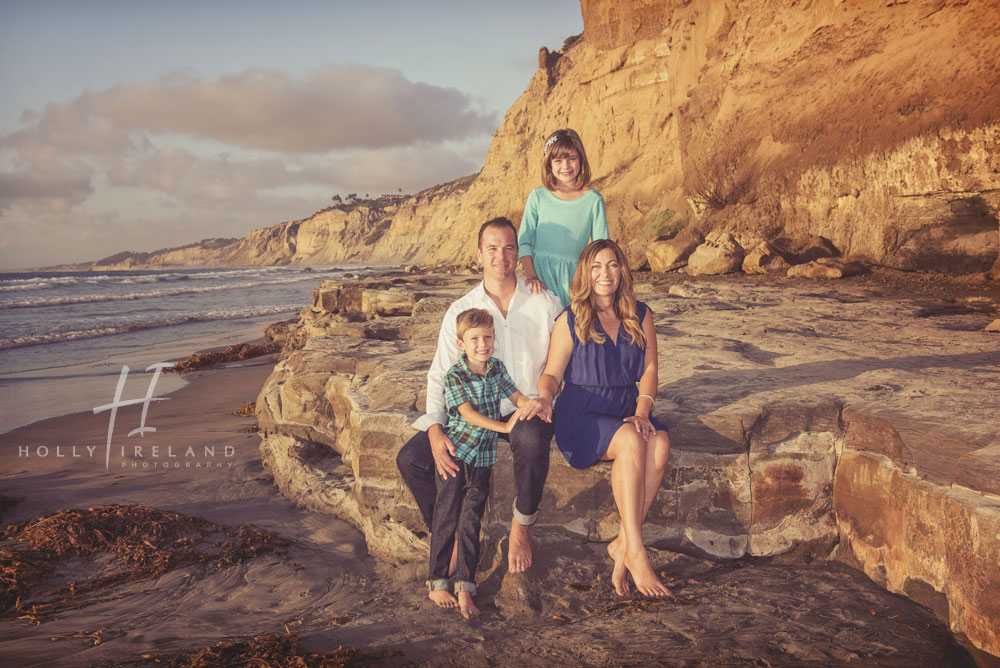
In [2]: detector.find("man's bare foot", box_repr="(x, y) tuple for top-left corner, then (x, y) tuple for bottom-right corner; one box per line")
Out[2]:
(624, 547), (670, 597)
(429, 590), (457, 608)
(449, 540), (458, 576)
(457, 591), (480, 619)
(607, 535), (630, 596)
(508, 519), (532, 573)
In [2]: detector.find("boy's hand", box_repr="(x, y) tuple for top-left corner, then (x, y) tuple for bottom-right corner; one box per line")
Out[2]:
(429, 424), (459, 479)
(504, 409), (523, 433)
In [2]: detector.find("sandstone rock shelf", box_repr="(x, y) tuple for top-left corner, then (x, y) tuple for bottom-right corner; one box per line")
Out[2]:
(255, 270), (1000, 658)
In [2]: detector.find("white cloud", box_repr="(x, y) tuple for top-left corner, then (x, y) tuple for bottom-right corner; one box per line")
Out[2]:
(0, 64), (496, 266)
(0, 169), (93, 213)
(34, 65), (497, 153)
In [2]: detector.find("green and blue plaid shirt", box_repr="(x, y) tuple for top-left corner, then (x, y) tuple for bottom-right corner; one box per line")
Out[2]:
(443, 355), (518, 467)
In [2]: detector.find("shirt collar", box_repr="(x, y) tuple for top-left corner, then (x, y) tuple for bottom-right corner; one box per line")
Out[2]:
(459, 354), (495, 376)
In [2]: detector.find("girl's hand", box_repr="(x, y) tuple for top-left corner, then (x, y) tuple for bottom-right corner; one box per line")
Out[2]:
(624, 415), (655, 441)
(504, 409), (523, 433)
(525, 277), (547, 294)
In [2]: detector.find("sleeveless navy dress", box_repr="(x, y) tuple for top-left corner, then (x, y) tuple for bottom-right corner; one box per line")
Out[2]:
(554, 301), (667, 469)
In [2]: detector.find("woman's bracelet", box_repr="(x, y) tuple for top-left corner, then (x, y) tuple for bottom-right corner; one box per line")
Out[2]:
(637, 394), (655, 404)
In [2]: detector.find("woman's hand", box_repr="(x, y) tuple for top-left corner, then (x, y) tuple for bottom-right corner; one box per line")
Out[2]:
(525, 277), (547, 294)
(534, 395), (554, 422)
(624, 415), (656, 441)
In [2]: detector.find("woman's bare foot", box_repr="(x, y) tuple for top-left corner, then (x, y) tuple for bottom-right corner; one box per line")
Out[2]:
(508, 519), (532, 573)
(607, 536), (630, 596)
(457, 591), (480, 619)
(429, 590), (457, 609)
(624, 547), (670, 597)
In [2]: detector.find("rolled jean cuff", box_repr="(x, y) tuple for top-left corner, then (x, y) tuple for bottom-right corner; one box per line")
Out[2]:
(512, 497), (539, 526)
(426, 578), (450, 592)
(453, 580), (477, 594)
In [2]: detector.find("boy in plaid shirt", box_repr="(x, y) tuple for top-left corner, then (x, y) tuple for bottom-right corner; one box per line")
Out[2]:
(428, 307), (530, 618)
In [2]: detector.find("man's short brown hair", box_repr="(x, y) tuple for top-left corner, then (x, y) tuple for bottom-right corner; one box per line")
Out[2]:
(477, 217), (518, 249)
(456, 308), (494, 339)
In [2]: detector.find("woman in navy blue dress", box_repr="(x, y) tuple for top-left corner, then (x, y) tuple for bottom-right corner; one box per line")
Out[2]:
(537, 239), (671, 597)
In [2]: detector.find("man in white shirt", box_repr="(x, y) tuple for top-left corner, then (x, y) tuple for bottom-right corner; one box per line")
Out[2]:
(398, 217), (563, 573)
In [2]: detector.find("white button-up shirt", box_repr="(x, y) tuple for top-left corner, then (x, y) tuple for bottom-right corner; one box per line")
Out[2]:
(412, 278), (563, 431)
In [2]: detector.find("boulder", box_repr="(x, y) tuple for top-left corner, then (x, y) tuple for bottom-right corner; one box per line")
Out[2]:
(686, 231), (745, 276)
(787, 257), (866, 279)
(646, 226), (704, 273)
(774, 235), (841, 265)
(742, 241), (792, 275)
(361, 288), (417, 317)
(985, 319), (1000, 332)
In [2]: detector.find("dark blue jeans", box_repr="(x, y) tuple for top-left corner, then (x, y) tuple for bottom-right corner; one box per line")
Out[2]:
(427, 460), (491, 593)
(396, 415), (554, 530)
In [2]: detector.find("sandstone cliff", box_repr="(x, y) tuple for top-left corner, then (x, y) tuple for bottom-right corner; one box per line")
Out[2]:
(92, 0), (1000, 274)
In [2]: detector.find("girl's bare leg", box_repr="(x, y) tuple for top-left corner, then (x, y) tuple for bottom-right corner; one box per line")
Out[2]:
(604, 426), (669, 597)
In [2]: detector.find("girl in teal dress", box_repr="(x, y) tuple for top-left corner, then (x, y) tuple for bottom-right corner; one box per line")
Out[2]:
(518, 128), (609, 307)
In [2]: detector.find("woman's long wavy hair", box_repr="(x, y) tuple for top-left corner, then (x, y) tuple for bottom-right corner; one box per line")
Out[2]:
(569, 239), (645, 348)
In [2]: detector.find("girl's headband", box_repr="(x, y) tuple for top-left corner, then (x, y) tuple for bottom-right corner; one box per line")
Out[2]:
(543, 133), (563, 155)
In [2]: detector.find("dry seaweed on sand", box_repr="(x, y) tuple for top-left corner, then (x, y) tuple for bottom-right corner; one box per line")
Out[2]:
(0, 504), (285, 620)
(170, 342), (280, 373)
(114, 632), (377, 668)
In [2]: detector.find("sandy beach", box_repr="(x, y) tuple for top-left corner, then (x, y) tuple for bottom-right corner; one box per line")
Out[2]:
(0, 346), (989, 668)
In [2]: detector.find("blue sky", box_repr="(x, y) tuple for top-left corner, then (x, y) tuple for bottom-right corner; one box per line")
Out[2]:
(0, 1), (584, 268)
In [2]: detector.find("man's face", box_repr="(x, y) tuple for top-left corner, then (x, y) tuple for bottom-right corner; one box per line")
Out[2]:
(477, 225), (518, 282)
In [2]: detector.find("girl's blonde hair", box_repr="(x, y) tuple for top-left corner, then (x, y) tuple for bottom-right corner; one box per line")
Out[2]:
(541, 128), (592, 192)
(569, 239), (645, 348)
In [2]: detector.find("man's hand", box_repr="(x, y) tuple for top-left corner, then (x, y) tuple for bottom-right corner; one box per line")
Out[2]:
(523, 396), (553, 422)
(428, 424), (459, 479)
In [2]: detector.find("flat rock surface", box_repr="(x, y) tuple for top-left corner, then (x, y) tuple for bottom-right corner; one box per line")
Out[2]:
(0, 344), (986, 667)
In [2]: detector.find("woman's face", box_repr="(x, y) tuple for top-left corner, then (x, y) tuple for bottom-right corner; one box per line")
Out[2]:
(589, 247), (621, 299)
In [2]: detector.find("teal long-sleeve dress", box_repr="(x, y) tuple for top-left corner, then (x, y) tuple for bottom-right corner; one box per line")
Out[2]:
(517, 186), (610, 307)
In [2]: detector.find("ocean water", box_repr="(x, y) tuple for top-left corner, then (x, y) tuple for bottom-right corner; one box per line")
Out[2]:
(0, 265), (379, 433)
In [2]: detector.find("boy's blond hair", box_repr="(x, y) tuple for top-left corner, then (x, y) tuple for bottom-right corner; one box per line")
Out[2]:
(456, 308), (494, 339)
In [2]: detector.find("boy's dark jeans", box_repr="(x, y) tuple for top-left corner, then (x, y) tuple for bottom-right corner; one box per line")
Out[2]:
(427, 460), (492, 591)
(396, 415), (554, 530)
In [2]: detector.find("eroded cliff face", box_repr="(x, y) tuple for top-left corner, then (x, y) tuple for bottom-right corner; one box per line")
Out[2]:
(97, 0), (1000, 273)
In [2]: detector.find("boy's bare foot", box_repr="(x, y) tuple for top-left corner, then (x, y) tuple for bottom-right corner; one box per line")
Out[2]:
(429, 590), (457, 609)
(624, 547), (670, 597)
(508, 519), (532, 573)
(457, 591), (480, 619)
(607, 535), (630, 596)
(449, 540), (458, 576)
